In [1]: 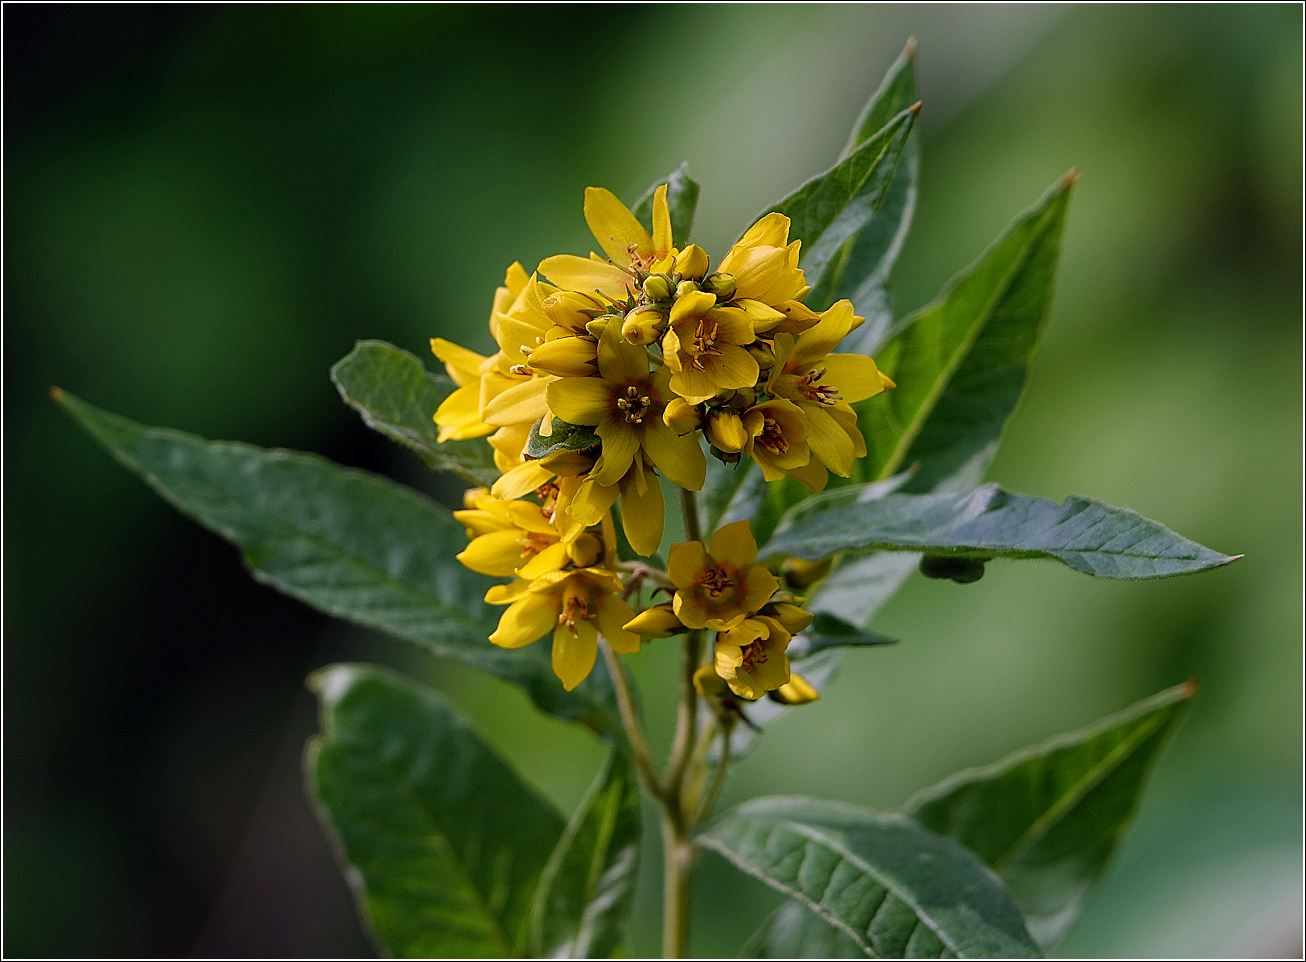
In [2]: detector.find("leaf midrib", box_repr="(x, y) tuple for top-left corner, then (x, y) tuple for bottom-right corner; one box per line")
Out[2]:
(877, 202), (1059, 481)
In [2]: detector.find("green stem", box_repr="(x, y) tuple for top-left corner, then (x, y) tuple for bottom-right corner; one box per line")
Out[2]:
(660, 816), (694, 959)
(599, 640), (663, 803)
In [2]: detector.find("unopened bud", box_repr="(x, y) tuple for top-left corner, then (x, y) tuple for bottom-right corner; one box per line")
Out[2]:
(782, 556), (833, 589)
(621, 305), (666, 345)
(675, 279), (700, 299)
(728, 387), (756, 410)
(566, 533), (603, 568)
(766, 672), (820, 705)
(528, 336), (598, 377)
(663, 397), (701, 435)
(702, 271), (737, 300)
(693, 664), (728, 698)
(642, 274), (675, 302)
(625, 603), (686, 638)
(705, 409), (748, 453)
(674, 244), (710, 280)
(746, 342), (776, 371)
(763, 600), (814, 634)
(585, 315), (617, 337)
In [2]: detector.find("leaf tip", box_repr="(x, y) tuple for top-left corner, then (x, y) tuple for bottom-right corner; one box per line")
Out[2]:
(49, 385), (64, 403)
(908, 100), (922, 117)
(903, 36), (918, 59)
(1061, 168), (1081, 189)
(1181, 677), (1200, 698)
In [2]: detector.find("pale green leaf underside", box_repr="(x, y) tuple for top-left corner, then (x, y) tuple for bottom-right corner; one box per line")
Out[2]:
(699, 797), (1040, 959)
(903, 681), (1196, 949)
(331, 339), (498, 486)
(530, 750), (641, 958)
(55, 390), (621, 730)
(307, 663), (564, 958)
(761, 482), (1238, 580)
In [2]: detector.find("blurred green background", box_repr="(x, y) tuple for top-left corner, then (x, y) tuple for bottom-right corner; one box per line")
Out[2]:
(5, 4), (1301, 957)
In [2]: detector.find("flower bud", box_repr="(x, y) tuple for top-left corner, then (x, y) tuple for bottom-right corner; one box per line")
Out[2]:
(625, 602), (686, 638)
(763, 600), (814, 635)
(745, 341), (776, 372)
(642, 273), (675, 302)
(527, 336), (598, 377)
(543, 290), (601, 334)
(621, 305), (666, 346)
(766, 672), (820, 705)
(728, 387), (756, 410)
(585, 315), (618, 337)
(675, 279), (700, 299)
(662, 397), (701, 435)
(566, 533), (603, 568)
(693, 664), (728, 698)
(674, 244), (710, 280)
(702, 271), (737, 300)
(781, 556), (833, 589)
(705, 408), (748, 453)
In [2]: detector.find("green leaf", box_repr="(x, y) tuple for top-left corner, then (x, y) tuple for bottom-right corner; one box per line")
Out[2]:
(745, 900), (866, 959)
(786, 611), (896, 659)
(818, 38), (920, 328)
(525, 418), (600, 460)
(632, 161), (701, 248)
(762, 104), (918, 299)
(54, 389), (621, 730)
(902, 681), (1197, 950)
(859, 174), (1075, 493)
(331, 339), (498, 487)
(761, 482), (1239, 580)
(698, 797), (1040, 959)
(306, 663), (565, 958)
(529, 750), (642, 958)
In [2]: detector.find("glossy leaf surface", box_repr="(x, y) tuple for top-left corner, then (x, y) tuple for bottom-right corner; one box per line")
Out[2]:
(699, 797), (1040, 958)
(762, 483), (1238, 580)
(530, 750), (641, 958)
(632, 161), (700, 248)
(331, 339), (498, 486)
(56, 390), (621, 730)
(903, 681), (1197, 949)
(745, 899), (867, 959)
(525, 417), (600, 459)
(307, 663), (564, 958)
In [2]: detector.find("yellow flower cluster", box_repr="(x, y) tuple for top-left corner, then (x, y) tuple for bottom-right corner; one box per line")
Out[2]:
(434, 185), (895, 694)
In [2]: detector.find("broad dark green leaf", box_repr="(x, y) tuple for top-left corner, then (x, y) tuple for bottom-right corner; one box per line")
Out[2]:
(745, 900), (866, 959)
(698, 459), (762, 536)
(55, 390), (621, 730)
(699, 797), (1040, 959)
(786, 612), (896, 659)
(331, 339), (498, 487)
(903, 681), (1197, 949)
(771, 471), (915, 537)
(762, 105), (918, 298)
(761, 482), (1239, 580)
(818, 38), (920, 329)
(808, 552), (921, 632)
(859, 174), (1074, 493)
(307, 663), (565, 958)
(525, 417), (600, 459)
(529, 750), (641, 958)
(632, 161), (701, 248)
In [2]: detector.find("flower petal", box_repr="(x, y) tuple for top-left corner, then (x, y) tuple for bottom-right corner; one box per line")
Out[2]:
(592, 421), (640, 486)
(709, 519), (758, 570)
(492, 461), (556, 500)
(596, 593), (642, 654)
(821, 353), (888, 404)
(539, 254), (633, 297)
(483, 376), (551, 426)
(457, 529), (531, 577)
(516, 540), (570, 580)
(546, 377), (612, 426)
(584, 187), (652, 265)
(804, 403), (856, 477)
(642, 419), (706, 491)
(705, 345), (760, 392)
(597, 324), (649, 383)
(552, 620), (598, 690)
(667, 540), (708, 590)
(651, 183), (673, 256)
(741, 565), (780, 612)
(490, 591), (557, 648)
(620, 465), (664, 556)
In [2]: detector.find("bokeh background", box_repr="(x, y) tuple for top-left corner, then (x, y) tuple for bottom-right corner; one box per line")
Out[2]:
(5, 4), (1301, 957)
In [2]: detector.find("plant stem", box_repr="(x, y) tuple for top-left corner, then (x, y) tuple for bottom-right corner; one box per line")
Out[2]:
(598, 640), (663, 803)
(694, 721), (734, 825)
(661, 815), (694, 959)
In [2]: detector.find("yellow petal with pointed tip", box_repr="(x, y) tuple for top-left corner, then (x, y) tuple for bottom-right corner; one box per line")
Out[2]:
(483, 376), (551, 426)
(546, 377), (611, 426)
(709, 520), (758, 570)
(552, 619), (598, 690)
(596, 593), (641, 654)
(584, 187), (652, 266)
(539, 254), (633, 297)
(620, 465), (664, 556)
(490, 591), (558, 648)
(651, 183), (672, 256)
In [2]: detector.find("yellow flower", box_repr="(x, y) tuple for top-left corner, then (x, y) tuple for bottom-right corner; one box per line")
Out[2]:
(662, 290), (758, 404)
(714, 614), (793, 699)
(430, 339), (498, 442)
(667, 519), (778, 631)
(767, 672), (820, 705)
(567, 452), (666, 557)
(625, 602), (686, 638)
(717, 212), (809, 306)
(487, 566), (640, 691)
(768, 299), (894, 490)
(453, 491), (600, 580)
(740, 398), (811, 481)
(536, 184), (676, 295)
(546, 328), (706, 490)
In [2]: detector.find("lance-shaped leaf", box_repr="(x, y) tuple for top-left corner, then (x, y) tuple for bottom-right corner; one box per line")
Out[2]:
(307, 663), (565, 958)
(698, 458), (762, 536)
(745, 899), (867, 959)
(698, 797), (1040, 959)
(632, 161), (701, 248)
(331, 339), (498, 487)
(761, 483), (1239, 580)
(820, 38), (921, 335)
(54, 389), (622, 730)
(860, 174), (1075, 493)
(760, 104), (919, 297)
(903, 681), (1197, 950)
(529, 750), (641, 958)
(525, 417), (600, 460)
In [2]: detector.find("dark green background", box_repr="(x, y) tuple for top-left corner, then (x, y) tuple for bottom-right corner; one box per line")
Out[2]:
(5, 5), (1301, 957)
